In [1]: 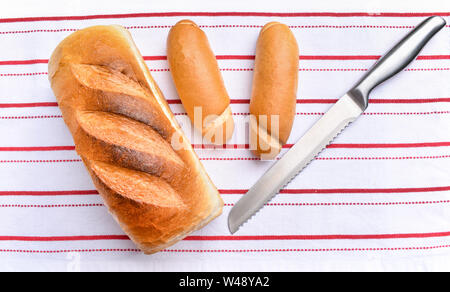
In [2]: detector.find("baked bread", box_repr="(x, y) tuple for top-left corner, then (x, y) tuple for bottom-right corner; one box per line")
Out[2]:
(167, 19), (234, 145)
(249, 22), (299, 159)
(48, 25), (223, 254)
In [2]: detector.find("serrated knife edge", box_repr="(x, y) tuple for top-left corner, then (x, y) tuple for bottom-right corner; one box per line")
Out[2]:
(228, 94), (363, 234)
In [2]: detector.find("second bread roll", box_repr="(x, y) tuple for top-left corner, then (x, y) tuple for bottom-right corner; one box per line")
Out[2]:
(167, 19), (234, 145)
(250, 22), (299, 159)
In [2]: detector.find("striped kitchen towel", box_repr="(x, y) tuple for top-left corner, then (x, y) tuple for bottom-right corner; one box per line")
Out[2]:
(0, 9), (449, 271)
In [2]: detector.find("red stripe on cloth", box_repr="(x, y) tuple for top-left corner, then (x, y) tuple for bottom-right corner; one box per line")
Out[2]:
(3, 111), (450, 119)
(0, 72), (47, 77)
(1, 25), (435, 36)
(281, 186), (450, 194)
(303, 55), (378, 60)
(4, 97), (450, 108)
(418, 55), (450, 60)
(4, 110), (450, 119)
(3, 54), (450, 65)
(144, 55), (258, 61)
(186, 232), (450, 241)
(298, 98), (450, 104)
(327, 142), (450, 148)
(230, 200), (450, 207)
(0, 159), (81, 163)
(0, 249), (141, 254)
(140, 67), (450, 72)
(165, 97), (450, 104)
(1, 97), (448, 109)
(193, 144), (250, 149)
(185, 110), (450, 116)
(0, 28), (78, 35)
(0, 203), (104, 208)
(303, 55), (450, 60)
(192, 141), (450, 149)
(198, 155), (450, 161)
(296, 68), (450, 72)
(2, 231), (450, 242)
(0, 115), (62, 119)
(3, 141), (449, 152)
(1, 155), (449, 163)
(361, 110), (450, 116)
(0, 146), (75, 151)
(1, 245), (450, 254)
(0, 59), (48, 66)
(2, 186), (449, 197)
(299, 55), (450, 60)
(219, 186), (450, 194)
(1, 67), (449, 75)
(3, 200), (450, 209)
(1, 12), (450, 24)
(317, 155), (450, 160)
(0, 245), (449, 254)
(0, 235), (128, 241)
(217, 55), (256, 60)
(154, 110), (450, 116)
(0, 102), (58, 108)
(166, 99), (182, 104)
(162, 245), (450, 253)
(143, 56), (166, 61)
(0, 190), (98, 196)
(370, 98), (450, 104)
(145, 55), (450, 61)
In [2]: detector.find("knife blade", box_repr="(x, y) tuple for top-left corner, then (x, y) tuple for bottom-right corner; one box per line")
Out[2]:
(228, 16), (447, 234)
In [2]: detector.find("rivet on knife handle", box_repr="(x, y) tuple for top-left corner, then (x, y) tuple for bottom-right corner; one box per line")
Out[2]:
(227, 16), (447, 234)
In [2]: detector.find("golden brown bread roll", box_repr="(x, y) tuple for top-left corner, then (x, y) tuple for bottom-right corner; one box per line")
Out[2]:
(48, 25), (223, 254)
(167, 19), (234, 145)
(249, 22), (299, 159)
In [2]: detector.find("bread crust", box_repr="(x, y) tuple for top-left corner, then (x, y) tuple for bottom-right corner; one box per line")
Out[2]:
(167, 19), (234, 145)
(249, 22), (299, 159)
(49, 25), (223, 254)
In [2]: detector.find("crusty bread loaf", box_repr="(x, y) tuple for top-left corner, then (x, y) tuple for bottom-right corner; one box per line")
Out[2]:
(48, 25), (223, 254)
(249, 22), (299, 159)
(167, 19), (234, 145)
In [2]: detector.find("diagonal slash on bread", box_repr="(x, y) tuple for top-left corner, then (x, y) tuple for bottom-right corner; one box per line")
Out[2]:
(48, 25), (223, 254)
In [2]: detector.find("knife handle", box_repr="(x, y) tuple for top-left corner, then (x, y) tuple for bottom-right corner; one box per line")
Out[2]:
(348, 16), (446, 110)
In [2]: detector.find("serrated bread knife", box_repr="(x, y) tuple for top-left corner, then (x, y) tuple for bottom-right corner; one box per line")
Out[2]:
(228, 16), (447, 234)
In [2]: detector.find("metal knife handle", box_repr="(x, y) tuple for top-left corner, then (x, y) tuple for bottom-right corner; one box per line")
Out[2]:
(348, 16), (446, 110)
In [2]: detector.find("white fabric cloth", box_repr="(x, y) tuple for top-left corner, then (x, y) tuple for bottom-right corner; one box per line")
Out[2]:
(0, 0), (450, 271)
